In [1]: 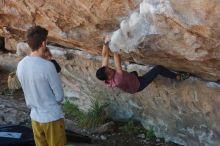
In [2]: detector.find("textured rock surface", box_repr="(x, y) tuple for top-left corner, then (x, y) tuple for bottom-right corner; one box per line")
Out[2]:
(59, 50), (220, 146)
(2, 43), (220, 146)
(0, 0), (142, 53)
(0, 95), (30, 125)
(0, 0), (220, 80)
(109, 0), (220, 81)
(1, 0), (220, 146)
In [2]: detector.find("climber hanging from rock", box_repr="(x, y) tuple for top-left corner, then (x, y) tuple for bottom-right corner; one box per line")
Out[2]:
(96, 35), (190, 94)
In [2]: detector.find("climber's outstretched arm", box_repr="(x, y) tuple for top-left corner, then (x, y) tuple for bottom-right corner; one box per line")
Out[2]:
(114, 53), (123, 74)
(101, 44), (109, 67)
(102, 35), (111, 67)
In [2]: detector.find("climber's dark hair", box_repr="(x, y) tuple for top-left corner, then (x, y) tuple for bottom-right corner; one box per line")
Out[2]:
(26, 25), (48, 51)
(96, 66), (108, 81)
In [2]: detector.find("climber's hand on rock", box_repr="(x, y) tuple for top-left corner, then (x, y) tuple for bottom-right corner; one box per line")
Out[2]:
(104, 35), (111, 45)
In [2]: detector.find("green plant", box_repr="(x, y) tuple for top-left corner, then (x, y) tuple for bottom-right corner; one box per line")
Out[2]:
(119, 121), (156, 139)
(145, 128), (156, 139)
(0, 88), (14, 96)
(63, 99), (109, 129)
(63, 100), (81, 116)
(120, 120), (144, 135)
(78, 98), (109, 128)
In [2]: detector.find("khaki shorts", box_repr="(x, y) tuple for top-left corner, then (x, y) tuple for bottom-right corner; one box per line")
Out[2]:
(32, 118), (66, 146)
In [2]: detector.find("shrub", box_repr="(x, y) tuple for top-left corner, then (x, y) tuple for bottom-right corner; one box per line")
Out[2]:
(63, 98), (109, 129)
(119, 120), (156, 139)
(0, 88), (15, 96)
(120, 120), (144, 135)
(145, 128), (156, 139)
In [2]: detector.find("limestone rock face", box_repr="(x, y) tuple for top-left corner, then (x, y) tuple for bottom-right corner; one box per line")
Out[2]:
(14, 45), (220, 146)
(0, 0), (220, 80)
(0, 0), (142, 53)
(60, 52), (220, 146)
(1, 0), (220, 146)
(109, 0), (220, 81)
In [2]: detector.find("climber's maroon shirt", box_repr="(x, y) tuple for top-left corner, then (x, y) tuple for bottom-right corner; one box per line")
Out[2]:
(105, 70), (140, 94)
